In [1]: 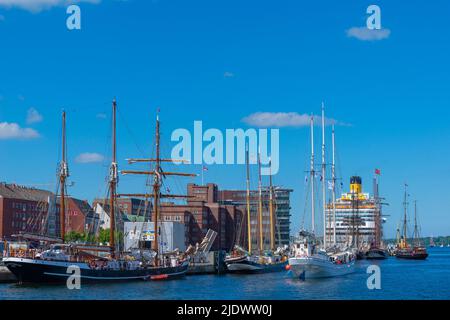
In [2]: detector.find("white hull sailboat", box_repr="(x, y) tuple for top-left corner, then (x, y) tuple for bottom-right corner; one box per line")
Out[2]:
(289, 106), (356, 280)
(289, 256), (355, 280)
(289, 248), (355, 280)
(289, 231), (355, 280)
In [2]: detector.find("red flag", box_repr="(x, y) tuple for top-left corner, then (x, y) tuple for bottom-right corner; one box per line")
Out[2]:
(375, 169), (381, 175)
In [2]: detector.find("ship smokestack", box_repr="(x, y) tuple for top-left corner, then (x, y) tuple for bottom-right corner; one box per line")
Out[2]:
(350, 176), (362, 194)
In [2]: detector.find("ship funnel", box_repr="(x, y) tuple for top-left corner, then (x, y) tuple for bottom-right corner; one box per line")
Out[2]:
(350, 176), (362, 194)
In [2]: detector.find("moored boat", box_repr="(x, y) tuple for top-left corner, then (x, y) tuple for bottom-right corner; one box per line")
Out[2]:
(4, 244), (188, 283)
(365, 247), (389, 260)
(395, 186), (428, 260)
(288, 232), (355, 280)
(224, 146), (288, 274)
(395, 247), (428, 260)
(3, 101), (193, 283)
(288, 108), (356, 280)
(226, 253), (288, 274)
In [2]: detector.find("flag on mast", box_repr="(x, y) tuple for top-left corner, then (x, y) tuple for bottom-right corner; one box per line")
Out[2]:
(327, 181), (333, 190)
(375, 168), (381, 175)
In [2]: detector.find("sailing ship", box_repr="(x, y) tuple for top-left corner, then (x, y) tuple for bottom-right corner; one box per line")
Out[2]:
(395, 186), (428, 260)
(3, 101), (193, 283)
(289, 105), (355, 280)
(225, 147), (288, 273)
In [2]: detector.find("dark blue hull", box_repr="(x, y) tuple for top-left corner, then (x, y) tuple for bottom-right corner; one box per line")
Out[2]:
(4, 257), (188, 284)
(226, 258), (288, 274)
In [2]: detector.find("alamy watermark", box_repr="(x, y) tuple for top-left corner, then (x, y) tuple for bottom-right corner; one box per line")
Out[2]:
(367, 4), (382, 30)
(66, 5), (81, 30)
(66, 265), (81, 289)
(367, 265), (381, 290)
(171, 121), (279, 175)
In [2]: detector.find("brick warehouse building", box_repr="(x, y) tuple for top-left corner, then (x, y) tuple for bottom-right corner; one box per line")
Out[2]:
(160, 183), (244, 251)
(0, 183), (96, 239)
(218, 187), (293, 248)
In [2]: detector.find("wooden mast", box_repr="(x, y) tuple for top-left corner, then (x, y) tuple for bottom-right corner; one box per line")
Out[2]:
(413, 200), (419, 247)
(117, 109), (196, 264)
(257, 149), (264, 253)
(152, 111), (161, 265)
(402, 184), (408, 248)
(59, 111), (68, 242)
(373, 174), (381, 247)
(269, 159), (275, 251)
(246, 144), (252, 253)
(109, 99), (118, 257)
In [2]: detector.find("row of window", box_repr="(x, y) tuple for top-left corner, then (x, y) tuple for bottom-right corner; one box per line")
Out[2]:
(163, 216), (182, 222)
(11, 202), (45, 212)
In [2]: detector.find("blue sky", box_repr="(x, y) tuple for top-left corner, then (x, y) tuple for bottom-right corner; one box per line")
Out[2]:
(1, 0), (450, 238)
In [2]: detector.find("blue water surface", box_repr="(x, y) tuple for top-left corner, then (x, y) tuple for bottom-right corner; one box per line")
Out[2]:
(1, 247), (449, 300)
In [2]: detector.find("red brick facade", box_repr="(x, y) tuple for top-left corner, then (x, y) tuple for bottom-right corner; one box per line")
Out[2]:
(0, 183), (94, 239)
(159, 183), (243, 251)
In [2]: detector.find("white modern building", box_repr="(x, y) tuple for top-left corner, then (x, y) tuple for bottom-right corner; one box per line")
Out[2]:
(123, 221), (185, 252)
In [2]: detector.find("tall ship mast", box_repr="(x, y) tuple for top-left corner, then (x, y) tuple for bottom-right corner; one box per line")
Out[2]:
(364, 172), (389, 259)
(321, 104), (327, 249)
(225, 145), (288, 273)
(310, 114), (316, 235)
(2, 100), (192, 283)
(59, 111), (69, 243)
(268, 159), (275, 251)
(289, 104), (356, 280)
(331, 125), (337, 247)
(257, 149), (264, 253)
(395, 184), (428, 260)
(109, 99), (118, 257)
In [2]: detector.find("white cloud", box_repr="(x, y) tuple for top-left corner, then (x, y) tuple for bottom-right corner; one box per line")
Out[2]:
(224, 71), (235, 78)
(26, 107), (43, 124)
(0, 122), (40, 139)
(75, 152), (104, 163)
(0, 0), (101, 13)
(96, 113), (107, 119)
(242, 112), (345, 128)
(346, 27), (391, 41)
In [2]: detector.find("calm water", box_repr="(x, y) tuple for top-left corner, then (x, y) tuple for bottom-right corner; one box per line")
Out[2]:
(1, 247), (450, 300)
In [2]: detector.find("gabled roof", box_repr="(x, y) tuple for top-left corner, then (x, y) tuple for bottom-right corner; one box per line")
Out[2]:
(0, 183), (53, 202)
